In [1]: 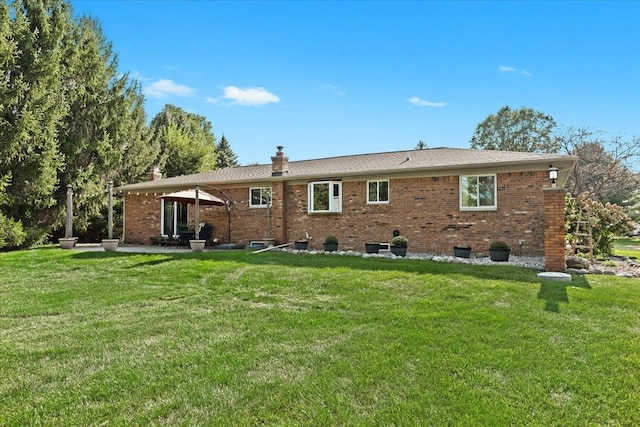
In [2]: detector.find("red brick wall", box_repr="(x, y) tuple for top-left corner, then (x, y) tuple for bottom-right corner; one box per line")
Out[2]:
(543, 187), (567, 271)
(124, 171), (556, 256)
(123, 193), (162, 245)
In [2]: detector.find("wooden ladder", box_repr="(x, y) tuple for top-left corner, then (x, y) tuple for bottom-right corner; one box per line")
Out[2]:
(573, 207), (594, 263)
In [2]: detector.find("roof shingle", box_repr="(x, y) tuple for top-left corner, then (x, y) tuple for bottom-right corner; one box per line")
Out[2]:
(118, 147), (578, 191)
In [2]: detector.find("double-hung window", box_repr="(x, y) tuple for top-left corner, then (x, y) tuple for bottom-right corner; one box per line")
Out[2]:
(367, 180), (389, 204)
(308, 181), (342, 213)
(460, 174), (497, 210)
(249, 187), (271, 208)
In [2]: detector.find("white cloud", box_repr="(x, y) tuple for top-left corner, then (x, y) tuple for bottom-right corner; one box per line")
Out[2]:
(144, 79), (195, 98)
(222, 86), (280, 106)
(498, 65), (517, 73)
(408, 97), (446, 107)
(320, 83), (346, 96)
(499, 65), (532, 77)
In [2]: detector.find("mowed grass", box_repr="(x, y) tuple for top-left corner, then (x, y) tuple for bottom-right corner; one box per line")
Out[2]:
(614, 237), (640, 259)
(1, 248), (639, 426)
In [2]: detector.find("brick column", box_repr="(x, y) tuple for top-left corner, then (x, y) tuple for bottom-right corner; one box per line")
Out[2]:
(543, 187), (567, 272)
(271, 181), (287, 244)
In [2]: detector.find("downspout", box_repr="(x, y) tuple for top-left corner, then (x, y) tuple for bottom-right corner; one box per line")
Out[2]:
(108, 180), (113, 240)
(122, 194), (126, 244)
(195, 184), (200, 239)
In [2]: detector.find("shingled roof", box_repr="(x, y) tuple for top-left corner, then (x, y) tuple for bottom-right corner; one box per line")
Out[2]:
(118, 147), (578, 192)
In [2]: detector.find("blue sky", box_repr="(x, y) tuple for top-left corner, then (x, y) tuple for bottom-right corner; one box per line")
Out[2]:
(71, 1), (639, 166)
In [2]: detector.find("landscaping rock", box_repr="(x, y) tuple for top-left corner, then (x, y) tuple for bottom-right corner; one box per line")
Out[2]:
(566, 256), (590, 270)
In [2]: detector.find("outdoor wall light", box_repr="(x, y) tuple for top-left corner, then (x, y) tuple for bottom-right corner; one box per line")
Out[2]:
(548, 165), (559, 187)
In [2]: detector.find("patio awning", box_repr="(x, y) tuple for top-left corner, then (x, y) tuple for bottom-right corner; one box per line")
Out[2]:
(158, 189), (225, 206)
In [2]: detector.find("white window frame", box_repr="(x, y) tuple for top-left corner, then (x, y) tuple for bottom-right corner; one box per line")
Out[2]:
(249, 186), (272, 208)
(367, 180), (390, 204)
(308, 181), (342, 213)
(459, 174), (497, 211)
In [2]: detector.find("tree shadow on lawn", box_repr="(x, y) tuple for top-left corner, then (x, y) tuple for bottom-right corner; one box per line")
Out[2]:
(72, 248), (545, 284)
(72, 249), (182, 269)
(72, 249), (598, 312)
(537, 275), (591, 313)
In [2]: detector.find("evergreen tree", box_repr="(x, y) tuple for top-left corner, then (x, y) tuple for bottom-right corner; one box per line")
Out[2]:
(0, 0), (156, 247)
(56, 16), (155, 239)
(0, 0), (69, 245)
(216, 134), (239, 168)
(415, 140), (428, 150)
(0, 2), (25, 246)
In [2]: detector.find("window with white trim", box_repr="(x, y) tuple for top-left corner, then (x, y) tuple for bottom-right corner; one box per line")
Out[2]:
(460, 174), (497, 210)
(367, 180), (389, 204)
(249, 187), (271, 208)
(308, 181), (342, 213)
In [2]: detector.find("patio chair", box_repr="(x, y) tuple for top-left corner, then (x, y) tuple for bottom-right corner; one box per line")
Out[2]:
(198, 224), (214, 247)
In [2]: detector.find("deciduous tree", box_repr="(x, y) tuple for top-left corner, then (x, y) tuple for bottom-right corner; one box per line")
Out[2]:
(149, 105), (217, 177)
(556, 127), (640, 206)
(565, 192), (634, 256)
(470, 106), (558, 153)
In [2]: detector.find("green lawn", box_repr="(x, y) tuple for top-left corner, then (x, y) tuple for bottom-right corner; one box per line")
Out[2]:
(614, 237), (640, 259)
(1, 248), (639, 426)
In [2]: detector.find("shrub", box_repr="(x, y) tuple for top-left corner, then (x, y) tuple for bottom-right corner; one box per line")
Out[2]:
(391, 235), (408, 247)
(324, 235), (338, 244)
(0, 213), (26, 250)
(565, 192), (635, 257)
(489, 241), (510, 250)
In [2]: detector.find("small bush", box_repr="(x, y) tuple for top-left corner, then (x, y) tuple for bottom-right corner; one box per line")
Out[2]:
(0, 213), (26, 249)
(489, 241), (510, 250)
(391, 235), (408, 247)
(324, 235), (338, 244)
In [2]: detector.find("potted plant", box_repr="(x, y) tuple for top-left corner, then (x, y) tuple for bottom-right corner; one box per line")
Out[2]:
(454, 245), (471, 258)
(390, 235), (408, 257)
(323, 235), (339, 252)
(489, 241), (510, 262)
(364, 242), (380, 254)
(294, 239), (309, 250)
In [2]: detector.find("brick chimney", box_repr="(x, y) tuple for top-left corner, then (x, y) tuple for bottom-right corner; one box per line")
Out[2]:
(271, 146), (289, 176)
(146, 165), (162, 181)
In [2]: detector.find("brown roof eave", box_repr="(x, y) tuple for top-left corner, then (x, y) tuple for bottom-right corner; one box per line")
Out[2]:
(117, 154), (579, 192)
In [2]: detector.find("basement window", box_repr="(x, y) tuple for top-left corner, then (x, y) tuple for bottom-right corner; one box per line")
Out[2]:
(460, 174), (497, 210)
(308, 181), (342, 213)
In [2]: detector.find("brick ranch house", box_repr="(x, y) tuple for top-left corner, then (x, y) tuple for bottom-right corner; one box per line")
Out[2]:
(118, 147), (578, 271)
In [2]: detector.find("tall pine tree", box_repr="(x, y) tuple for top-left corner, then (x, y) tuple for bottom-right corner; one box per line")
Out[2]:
(56, 16), (155, 239)
(216, 134), (239, 168)
(0, 0), (157, 247)
(0, 0), (69, 245)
